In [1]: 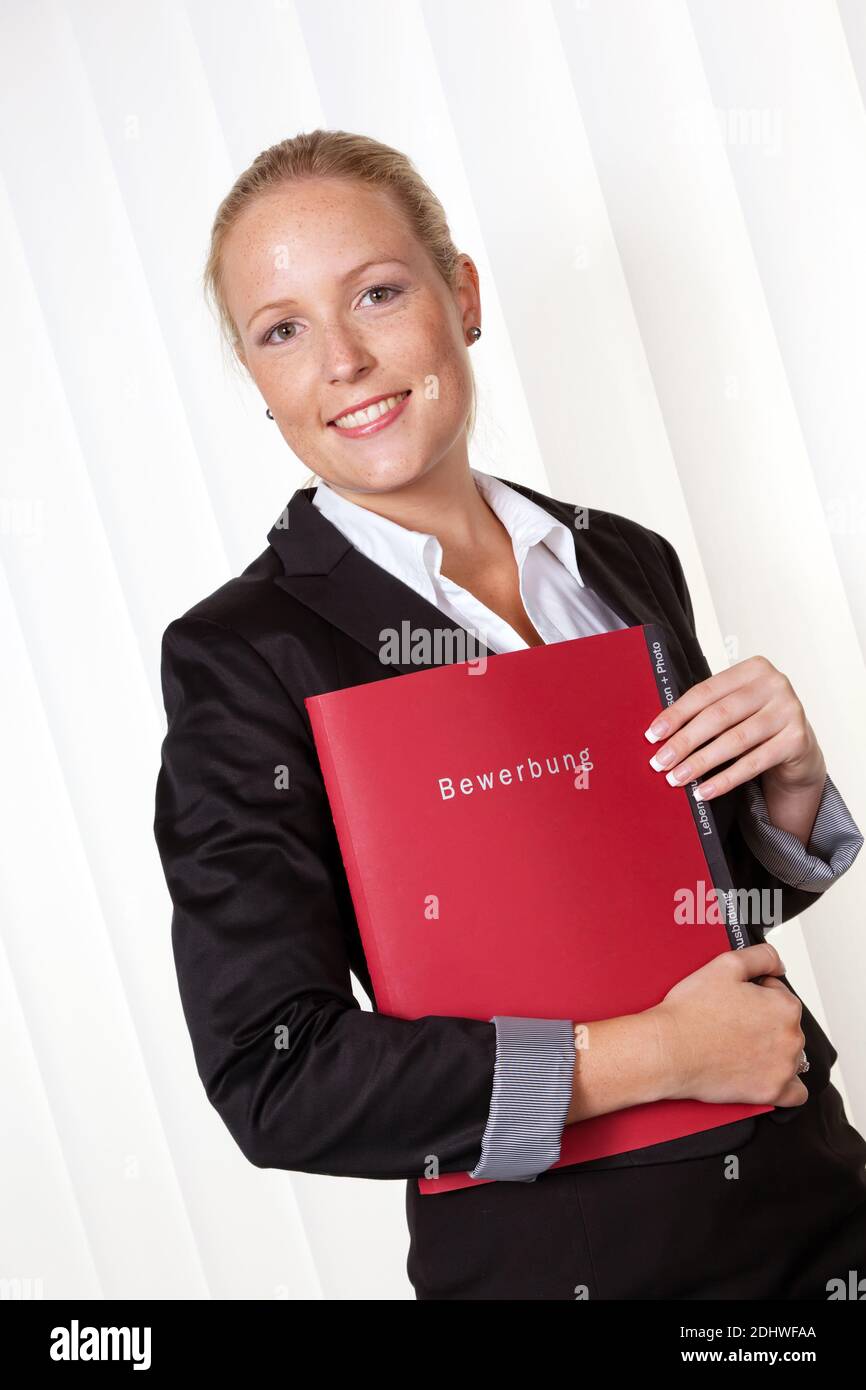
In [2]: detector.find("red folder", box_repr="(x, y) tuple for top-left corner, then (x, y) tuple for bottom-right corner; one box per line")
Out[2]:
(305, 623), (772, 1196)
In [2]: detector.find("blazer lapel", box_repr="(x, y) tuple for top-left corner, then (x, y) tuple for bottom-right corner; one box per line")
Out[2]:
(266, 478), (691, 685)
(500, 478), (701, 693)
(267, 487), (495, 675)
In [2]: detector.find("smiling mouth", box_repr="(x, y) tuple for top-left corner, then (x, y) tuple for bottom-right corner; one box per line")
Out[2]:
(328, 390), (411, 432)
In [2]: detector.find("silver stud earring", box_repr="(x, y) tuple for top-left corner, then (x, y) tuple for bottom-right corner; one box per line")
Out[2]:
(467, 326), (481, 342)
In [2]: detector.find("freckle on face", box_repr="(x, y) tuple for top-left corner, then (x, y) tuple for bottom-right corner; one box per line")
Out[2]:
(220, 177), (476, 495)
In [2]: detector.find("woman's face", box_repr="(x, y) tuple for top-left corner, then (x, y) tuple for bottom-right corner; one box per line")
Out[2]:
(222, 177), (480, 496)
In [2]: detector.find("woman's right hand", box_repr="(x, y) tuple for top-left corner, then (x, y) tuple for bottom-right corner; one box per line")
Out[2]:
(650, 942), (809, 1109)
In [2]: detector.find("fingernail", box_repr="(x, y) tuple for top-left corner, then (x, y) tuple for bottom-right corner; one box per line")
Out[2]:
(666, 766), (690, 785)
(650, 747), (675, 770)
(645, 720), (669, 743)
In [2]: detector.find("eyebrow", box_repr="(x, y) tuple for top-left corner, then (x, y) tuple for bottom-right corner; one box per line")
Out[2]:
(246, 257), (411, 331)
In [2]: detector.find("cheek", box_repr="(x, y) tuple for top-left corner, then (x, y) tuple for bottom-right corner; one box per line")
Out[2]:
(400, 302), (468, 401)
(426, 350), (472, 423)
(255, 359), (320, 434)
(399, 327), (463, 409)
(256, 356), (298, 400)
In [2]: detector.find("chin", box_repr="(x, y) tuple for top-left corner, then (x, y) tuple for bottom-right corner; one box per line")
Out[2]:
(325, 456), (433, 496)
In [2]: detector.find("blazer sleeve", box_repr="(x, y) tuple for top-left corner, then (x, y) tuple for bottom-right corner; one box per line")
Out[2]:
(650, 529), (863, 929)
(153, 614), (499, 1180)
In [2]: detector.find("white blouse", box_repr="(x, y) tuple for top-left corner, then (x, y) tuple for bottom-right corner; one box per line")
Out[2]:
(312, 465), (630, 652)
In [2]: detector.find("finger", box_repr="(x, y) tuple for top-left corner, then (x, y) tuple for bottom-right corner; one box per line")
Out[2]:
(729, 941), (785, 982)
(643, 656), (773, 743)
(689, 727), (795, 802)
(648, 682), (768, 781)
(774, 1077), (809, 1108)
(658, 704), (785, 796)
(756, 975), (789, 992)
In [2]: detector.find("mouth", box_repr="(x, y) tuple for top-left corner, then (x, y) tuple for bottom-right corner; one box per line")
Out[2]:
(327, 389), (411, 437)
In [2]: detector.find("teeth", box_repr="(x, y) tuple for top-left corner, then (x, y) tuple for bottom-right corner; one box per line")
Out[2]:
(333, 391), (408, 429)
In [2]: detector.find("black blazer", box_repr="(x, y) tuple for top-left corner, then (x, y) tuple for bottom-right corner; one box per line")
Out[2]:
(153, 476), (837, 1182)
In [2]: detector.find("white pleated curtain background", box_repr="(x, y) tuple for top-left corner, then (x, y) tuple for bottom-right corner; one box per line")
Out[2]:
(1, 0), (864, 1299)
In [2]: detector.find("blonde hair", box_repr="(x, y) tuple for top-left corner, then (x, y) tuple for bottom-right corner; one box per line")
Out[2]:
(202, 128), (479, 487)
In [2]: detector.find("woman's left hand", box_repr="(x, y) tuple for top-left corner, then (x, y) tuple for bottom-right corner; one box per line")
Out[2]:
(643, 655), (827, 842)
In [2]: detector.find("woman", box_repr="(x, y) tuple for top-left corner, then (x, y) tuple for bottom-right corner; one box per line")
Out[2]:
(154, 129), (866, 1300)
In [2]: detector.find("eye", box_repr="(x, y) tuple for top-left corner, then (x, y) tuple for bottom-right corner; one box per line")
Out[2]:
(358, 284), (403, 308)
(261, 285), (403, 346)
(263, 320), (300, 346)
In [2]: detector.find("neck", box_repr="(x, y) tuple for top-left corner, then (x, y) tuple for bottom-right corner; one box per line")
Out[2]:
(318, 453), (510, 569)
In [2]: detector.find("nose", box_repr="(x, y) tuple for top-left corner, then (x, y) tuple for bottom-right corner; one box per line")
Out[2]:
(320, 318), (377, 385)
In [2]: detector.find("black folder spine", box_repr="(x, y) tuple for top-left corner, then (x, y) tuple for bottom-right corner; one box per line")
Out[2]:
(641, 623), (755, 952)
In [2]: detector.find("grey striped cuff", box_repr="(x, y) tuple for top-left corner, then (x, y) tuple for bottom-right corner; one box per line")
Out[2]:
(469, 1016), (575, 1183)
(738, 772), (864, 892)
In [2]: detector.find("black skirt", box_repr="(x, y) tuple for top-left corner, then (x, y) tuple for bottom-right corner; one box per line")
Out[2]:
(404, 1080), (866, 1299)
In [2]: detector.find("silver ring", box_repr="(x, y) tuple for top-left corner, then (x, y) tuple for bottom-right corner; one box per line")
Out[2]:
(796, 1049), (810, 1075)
